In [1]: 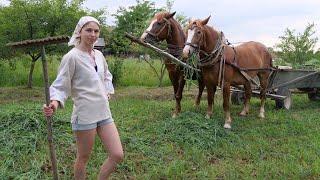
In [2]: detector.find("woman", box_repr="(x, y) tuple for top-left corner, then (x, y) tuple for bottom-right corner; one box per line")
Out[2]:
(43, 16), (123, 179)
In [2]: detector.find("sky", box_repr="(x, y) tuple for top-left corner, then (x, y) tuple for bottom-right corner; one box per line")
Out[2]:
(2, 0), (320, 49)
(82, 0), (320, 49)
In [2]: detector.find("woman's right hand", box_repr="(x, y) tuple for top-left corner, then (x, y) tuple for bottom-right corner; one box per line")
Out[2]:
(43, 100), (59, 117)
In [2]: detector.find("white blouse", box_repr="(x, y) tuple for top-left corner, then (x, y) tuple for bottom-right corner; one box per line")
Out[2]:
(50, 48), (114, 124)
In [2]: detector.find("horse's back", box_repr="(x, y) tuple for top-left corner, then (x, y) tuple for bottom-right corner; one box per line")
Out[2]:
(235, 41), (272, 69)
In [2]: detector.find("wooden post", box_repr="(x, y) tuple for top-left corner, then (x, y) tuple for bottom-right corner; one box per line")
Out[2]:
(41, 46), (59, 180)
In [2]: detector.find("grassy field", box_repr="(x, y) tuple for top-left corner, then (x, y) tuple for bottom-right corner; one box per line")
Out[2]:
(0, 55), (171, 87)
(1, 56), (320, 179)
(1, 85), (320, 179)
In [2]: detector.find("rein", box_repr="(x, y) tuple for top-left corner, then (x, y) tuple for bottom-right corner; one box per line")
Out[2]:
(186, 30), (226, 67)
(198, 31), (226, 67)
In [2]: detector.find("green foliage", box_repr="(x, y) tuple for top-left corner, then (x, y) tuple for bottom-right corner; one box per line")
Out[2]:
(0, 55), (61, 87)
(165, 0), (174, 12)
(276, 23), (318, 68)
(0, 0), (108, 87)
(164, 0), (188, 29)
(184, 53), (200, 90)
(0, 104), (47, 178)
(175, 13), (189, 29)
(108, 0), (159, 55)
(0, 0), (106, 57)
(108, 56), (124, 86)
(0, 56), (170, 87)
(118, 58), (171, 87)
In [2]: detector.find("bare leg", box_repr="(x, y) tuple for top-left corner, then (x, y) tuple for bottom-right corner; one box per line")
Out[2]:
(97, 122), (124, 180)
(223, 83), (232, 129)
(74, 129), (97, 180)
(239, 81), (251, 116)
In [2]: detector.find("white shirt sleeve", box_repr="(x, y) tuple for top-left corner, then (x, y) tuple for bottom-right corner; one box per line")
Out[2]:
(104, 58), (114, 94)
(49, 55), (75, 108)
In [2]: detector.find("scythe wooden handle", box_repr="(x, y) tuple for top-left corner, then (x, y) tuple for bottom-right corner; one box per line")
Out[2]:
(41, 46), (59, 180)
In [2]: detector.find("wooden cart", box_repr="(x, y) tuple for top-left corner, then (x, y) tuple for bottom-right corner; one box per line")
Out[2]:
(231, 68), (320, 109)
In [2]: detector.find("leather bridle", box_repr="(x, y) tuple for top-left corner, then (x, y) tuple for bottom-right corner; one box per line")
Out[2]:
(144, 18), (171, 41)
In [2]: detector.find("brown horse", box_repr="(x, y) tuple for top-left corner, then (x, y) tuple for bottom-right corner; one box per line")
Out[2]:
(182, 16), (273, 129)
(140, 12), (205, 118)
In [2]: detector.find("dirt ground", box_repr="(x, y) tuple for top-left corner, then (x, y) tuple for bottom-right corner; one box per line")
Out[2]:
(0, 86), (206, 104)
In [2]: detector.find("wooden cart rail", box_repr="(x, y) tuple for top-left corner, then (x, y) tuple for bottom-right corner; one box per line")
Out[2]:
(232, 68), (320, 109)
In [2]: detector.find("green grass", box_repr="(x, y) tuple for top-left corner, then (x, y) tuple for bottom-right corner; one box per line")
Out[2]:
(117, 57), (171, 87)
(0, 56), (171, 87)
(1, 86), (320, 179)
(0, 55), (62, 87)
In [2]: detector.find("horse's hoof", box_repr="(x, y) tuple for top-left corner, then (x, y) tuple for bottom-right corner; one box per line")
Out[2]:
(258, 113), (265, 119)
(194, 101), (200, 106)
(205, 114), (211, 119)
(224, 123), (231, 129)
(172, 113), (178, 118)
(239, 112), (247, 116)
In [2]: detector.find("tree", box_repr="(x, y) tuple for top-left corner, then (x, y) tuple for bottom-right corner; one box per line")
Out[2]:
(276, 23), (318, 68)
(0, 0), (105, 88)
(108, 0), (159, 55)
(165, 0), (174, 12)
(175, 13), (189, 29)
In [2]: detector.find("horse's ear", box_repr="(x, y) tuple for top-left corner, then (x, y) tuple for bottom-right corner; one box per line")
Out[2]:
(188, 18), (193, 25)
(166, 11), (176, 19)
(201, 15), (211, 25)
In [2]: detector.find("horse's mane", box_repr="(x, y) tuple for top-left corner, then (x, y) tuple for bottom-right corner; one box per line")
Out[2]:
(154, 12), (170, 21)
(187, 20), (205, 30)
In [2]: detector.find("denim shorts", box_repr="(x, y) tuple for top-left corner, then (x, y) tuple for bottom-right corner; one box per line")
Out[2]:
(72, 118), (114, 131)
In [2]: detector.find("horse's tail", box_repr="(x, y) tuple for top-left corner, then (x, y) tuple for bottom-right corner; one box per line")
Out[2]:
(265, 49), (273, 68)
(269, 52), (273, 68)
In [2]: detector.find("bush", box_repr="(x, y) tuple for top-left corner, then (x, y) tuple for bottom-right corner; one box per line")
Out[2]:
(107, 56), (124, 87)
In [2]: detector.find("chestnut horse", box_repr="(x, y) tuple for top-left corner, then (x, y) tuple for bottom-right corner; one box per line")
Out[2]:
(140, 12), (205, 118)
(182, 16), (273, 129)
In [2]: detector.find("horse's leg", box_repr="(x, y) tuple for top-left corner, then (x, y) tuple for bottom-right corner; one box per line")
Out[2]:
(195, 77), (204, 107)
(239, 81), (251, 116)
(223, 83), (232, 129)
(258, 73), (269, 118)
(205, 84), (216, 119)
(174, 73), (186, 118)
(166, 65), (180, 118)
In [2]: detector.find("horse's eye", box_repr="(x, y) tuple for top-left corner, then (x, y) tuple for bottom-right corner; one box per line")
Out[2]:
(157, 22), (162, 25)
(197, 31), (201, 34)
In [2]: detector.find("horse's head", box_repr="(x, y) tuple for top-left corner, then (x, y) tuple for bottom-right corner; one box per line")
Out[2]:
(140, 11), (176, 43)
(182, 16), (211, 59)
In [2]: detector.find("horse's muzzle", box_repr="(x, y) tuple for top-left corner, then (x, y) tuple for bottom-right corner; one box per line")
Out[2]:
(182, 46), (192, 59)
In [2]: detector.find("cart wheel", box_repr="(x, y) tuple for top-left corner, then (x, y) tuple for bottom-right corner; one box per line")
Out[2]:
(275, 87), (292, 110)
(308, 89), (320, 101)
(231, 91), (245, 105)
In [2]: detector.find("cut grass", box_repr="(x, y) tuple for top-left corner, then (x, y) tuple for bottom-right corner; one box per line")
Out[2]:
(1, 86), (320, 179)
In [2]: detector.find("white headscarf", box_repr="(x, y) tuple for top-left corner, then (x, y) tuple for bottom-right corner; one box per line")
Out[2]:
(68, 16), (100, 46)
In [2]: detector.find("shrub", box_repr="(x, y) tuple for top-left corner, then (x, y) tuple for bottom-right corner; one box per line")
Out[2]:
(107, 56), (124, 87)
